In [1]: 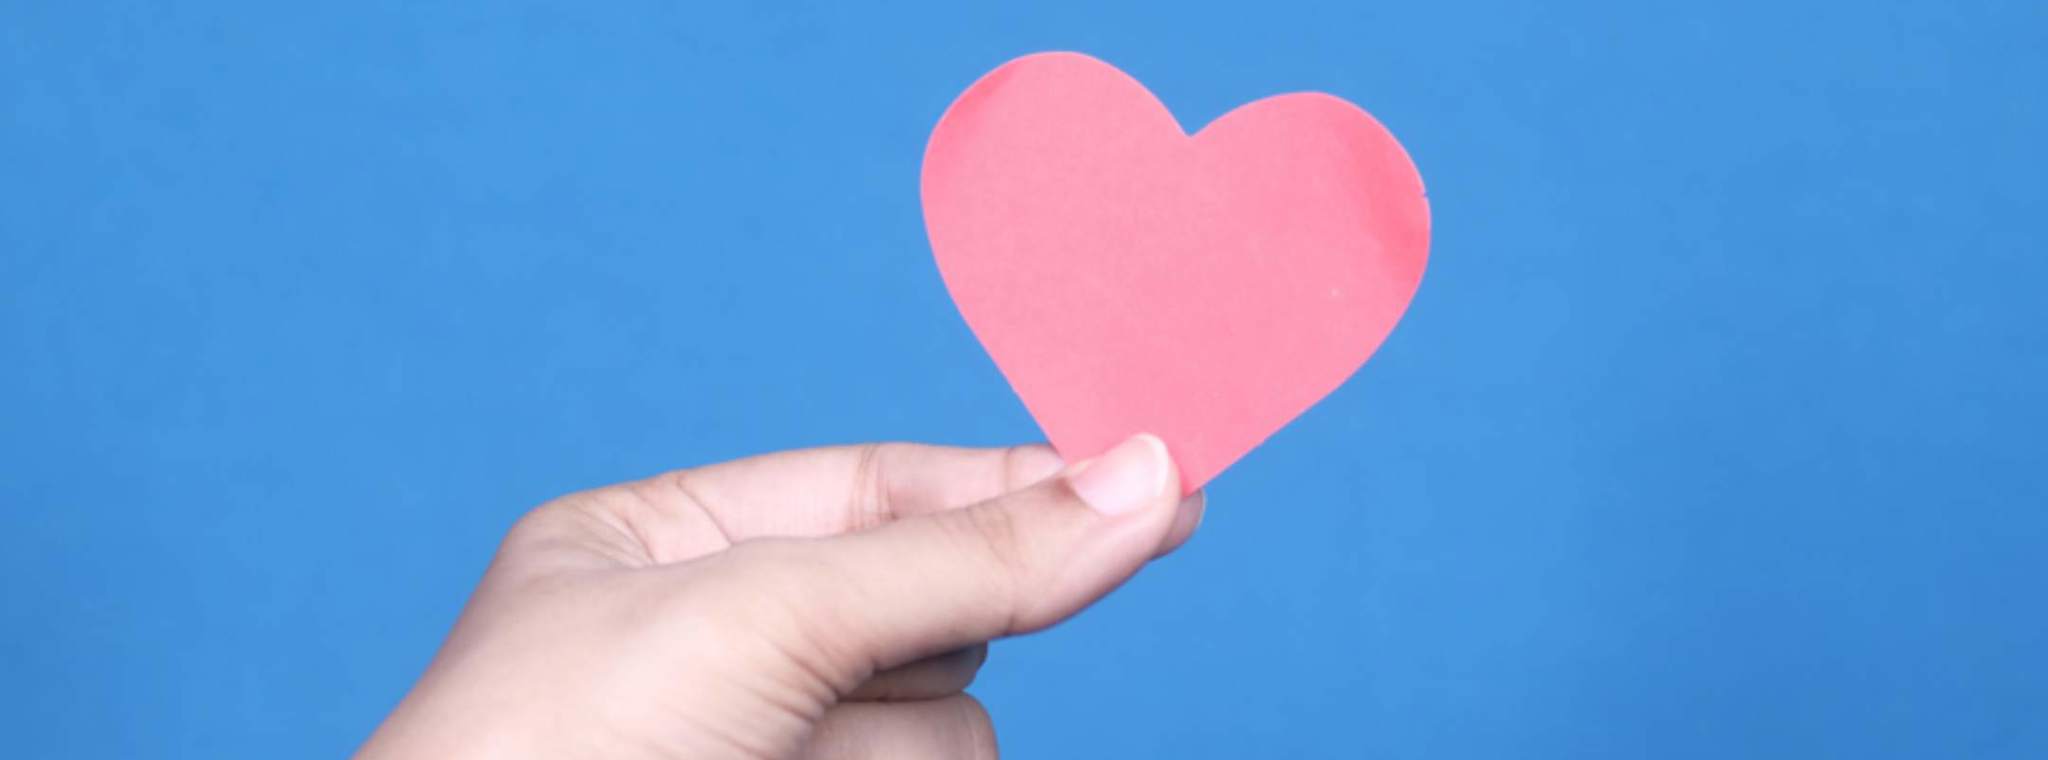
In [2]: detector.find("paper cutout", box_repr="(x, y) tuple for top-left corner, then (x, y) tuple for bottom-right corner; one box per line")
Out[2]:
(922, 52), (1430, 493)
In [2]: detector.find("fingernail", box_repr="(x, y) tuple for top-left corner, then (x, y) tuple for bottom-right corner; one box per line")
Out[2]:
(1067, 433), (1172, 516)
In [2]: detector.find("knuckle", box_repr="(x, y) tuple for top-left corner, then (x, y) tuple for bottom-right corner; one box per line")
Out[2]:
(505, 496), (575, 538)
(953, 504), (1031, 582)
(931, 504), (1033, 636)
(500, 488), (652, 567)
(497, 498), (589, 557)
(847, 442), (891, 532)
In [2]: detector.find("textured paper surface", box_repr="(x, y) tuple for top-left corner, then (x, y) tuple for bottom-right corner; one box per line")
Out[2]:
(922, 52), (1431, 492)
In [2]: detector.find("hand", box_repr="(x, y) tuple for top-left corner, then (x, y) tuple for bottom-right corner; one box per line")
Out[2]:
(356, 433), (1204, 759)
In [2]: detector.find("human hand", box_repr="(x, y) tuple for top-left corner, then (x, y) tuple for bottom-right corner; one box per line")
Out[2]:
(356, 433), (1203, 759)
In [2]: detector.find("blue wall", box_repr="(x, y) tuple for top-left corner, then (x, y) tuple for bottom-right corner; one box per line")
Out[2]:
(4, 1), (2044, 757)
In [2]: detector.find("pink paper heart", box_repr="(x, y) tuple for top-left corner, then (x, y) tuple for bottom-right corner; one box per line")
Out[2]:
(922, 52), (1430, 492)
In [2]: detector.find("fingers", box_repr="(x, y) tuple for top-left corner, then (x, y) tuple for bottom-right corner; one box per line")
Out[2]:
(797, 695), (997, 760)
(734, 433), (1187, 684)
(844, 645), (987, 702)
(626, 443), (1067, 547)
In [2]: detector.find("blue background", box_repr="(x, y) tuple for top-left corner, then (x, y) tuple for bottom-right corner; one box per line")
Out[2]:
(5, 1), (2045, 757)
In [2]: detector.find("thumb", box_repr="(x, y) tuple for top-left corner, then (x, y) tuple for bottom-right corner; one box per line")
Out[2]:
(741, 433), (1187, 688)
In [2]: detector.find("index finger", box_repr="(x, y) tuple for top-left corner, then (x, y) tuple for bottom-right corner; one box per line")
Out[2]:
(627, 442), (1067, 543)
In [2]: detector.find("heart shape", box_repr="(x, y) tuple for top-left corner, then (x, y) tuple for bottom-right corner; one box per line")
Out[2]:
(922, 52), (1430, 492)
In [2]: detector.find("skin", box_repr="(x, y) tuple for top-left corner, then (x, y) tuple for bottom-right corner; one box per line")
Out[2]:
(357, 433), (1204, 759)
